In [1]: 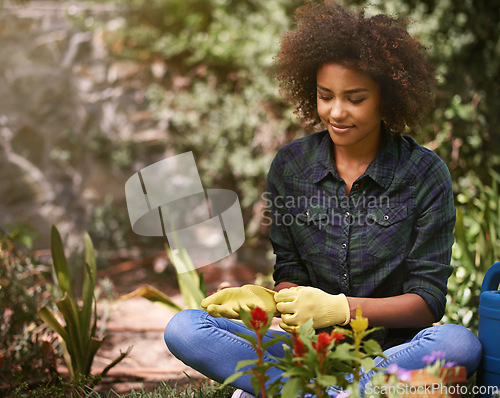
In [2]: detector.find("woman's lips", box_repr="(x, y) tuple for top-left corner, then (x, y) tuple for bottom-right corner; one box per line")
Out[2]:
(330, 123), (354, 134)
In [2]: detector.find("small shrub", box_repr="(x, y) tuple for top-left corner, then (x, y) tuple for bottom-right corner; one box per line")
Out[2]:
(38, 226), (130, 380)
(446, 171), (500, 333)
(0, 228), (55, 388)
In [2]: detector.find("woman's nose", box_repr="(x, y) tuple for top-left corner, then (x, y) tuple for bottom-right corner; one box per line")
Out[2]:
(330, 100), (347, 120)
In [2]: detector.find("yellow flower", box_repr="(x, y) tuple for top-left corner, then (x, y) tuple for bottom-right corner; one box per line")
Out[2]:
(350, 305), (369, 333)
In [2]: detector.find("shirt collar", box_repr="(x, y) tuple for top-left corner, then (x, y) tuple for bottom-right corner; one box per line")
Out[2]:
(311, 130), (399, 190)
(361, 134), (399, 190)
(312, 132), (337, 183)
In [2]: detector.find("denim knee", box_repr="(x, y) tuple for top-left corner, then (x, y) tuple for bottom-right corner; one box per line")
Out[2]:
(164, 309), (201, 357)
(434, 324), (482, 376)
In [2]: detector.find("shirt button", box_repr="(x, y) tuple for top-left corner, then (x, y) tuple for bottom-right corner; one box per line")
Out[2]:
(353, 183), (359, 189)
(343, 273), (348, 280)
(383, 215), (389, 221)
(345, 211), (350, 218)
(341, 243), (347, 249)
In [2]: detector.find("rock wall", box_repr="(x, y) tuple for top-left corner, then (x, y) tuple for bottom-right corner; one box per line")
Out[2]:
(0, 2), (166, 255)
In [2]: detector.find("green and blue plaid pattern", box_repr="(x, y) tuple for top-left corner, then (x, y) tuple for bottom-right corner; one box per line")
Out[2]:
(266, 130), (455, 348)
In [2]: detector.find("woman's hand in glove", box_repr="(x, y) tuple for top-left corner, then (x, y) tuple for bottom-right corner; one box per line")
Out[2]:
(274, 286), (350, 333)
(201, 284), (277, 319)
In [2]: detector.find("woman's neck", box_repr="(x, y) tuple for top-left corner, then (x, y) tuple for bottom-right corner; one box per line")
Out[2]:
(333, 132), (382, 195)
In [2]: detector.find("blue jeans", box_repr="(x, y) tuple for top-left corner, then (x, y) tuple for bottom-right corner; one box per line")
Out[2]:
(164, 309), (482, 396)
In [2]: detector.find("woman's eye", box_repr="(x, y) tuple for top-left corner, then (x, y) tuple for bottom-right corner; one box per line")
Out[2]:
(318, 94), (332, 101)
(349, 98), (366, 104)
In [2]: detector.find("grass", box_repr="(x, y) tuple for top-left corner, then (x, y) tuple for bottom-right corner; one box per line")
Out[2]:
(7, 377), (237, 398)
(101, 380), (237, 398)
(6, 371), (482, 397)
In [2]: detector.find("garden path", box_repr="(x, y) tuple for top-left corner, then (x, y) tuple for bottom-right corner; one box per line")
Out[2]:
(84, 254), (275, 395)
(92, 295), (199, 394)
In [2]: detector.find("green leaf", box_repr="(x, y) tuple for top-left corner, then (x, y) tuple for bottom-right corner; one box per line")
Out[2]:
(119, 285), (184, 313)
(282, 367), (310, 378)
(316, 374), (338, 387)
(220, 371), (246, 388)
(266, 382), (283, 398)
(166, 241), (205, 310)
(262, 334), (288, 351)
(281, 377), (302, 397)
(58, 338), (74, 377)
(235, 358), (258, 371)
(198, 269), (207, 297)
(50, 225), (73, 298)
(85, 337), (105, 375)
(250, 375), (262, 397)
(454, 209), (475, 269)
(38, 306), (70, 342)
(363, 339), (383, 356)
(235, 331), (257, 346)
(263, 309), (274, 331)
(177, 267), (205, 309)
(82, 233), (97, 335)
(298, 318), (315, 339)
(361, 326), (384, 340)
(360, 357), (375, 371)
(330, 344), (356, 362)
(239, 306), (252, 329)
(55, 292), (84, 369)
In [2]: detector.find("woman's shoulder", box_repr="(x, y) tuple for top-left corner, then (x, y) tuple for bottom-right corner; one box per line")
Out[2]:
(271, 130), (329, 173)
(278, 130), (328, 155)
(398, 135), (452, 184)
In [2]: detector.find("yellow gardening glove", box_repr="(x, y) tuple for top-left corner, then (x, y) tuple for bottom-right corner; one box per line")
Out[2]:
(201, 284), (278, 319)
(275, 286), (350, 333)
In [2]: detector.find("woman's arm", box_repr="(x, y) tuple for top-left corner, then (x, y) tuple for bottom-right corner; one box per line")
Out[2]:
(274, 281), (299, 292)
(347, 293), (436, 328)
(275, 286), (435, 329)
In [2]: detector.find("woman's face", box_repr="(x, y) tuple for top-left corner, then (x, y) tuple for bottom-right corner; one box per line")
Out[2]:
(316, 63), (382, 152)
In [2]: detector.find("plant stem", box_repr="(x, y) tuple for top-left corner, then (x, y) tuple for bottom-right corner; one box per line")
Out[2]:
(255, 332), (267, 398)
(353, 333), (362, 384)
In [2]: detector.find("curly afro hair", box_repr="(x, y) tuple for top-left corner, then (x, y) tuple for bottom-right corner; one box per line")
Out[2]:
(275, 0), (436, 134)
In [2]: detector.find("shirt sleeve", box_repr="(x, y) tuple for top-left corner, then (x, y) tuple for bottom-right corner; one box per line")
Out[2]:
(266, 149), (312, 287)
(402, 154), (455, 321)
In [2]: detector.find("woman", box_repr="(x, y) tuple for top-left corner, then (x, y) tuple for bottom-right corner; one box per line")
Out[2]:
(164, 2), (482, 397)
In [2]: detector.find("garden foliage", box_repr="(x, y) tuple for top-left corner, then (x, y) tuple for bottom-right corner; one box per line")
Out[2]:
(109, 0), (498, 333)
(0, 229), (54, 386)
(445, 171), (500, 333)
(27, 0), (497, 338)
(120, 243), (207, 313)
(1, 4), (498, 394)
(93, 0), (499, 210)
(225, 307), (463, 397)
(84, 1), (500, 315)
(222, 306), (384, 398)
(38, 226), (129, 379)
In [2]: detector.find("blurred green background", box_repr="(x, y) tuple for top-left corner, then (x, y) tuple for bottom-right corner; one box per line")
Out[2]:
(0, 0), (499, 331)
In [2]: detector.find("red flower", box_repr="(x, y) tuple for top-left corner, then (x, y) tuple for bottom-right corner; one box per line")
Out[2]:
(292, 332), (308, 358)
(331, 332), (345, 344)
(249, 307), (269, 331)
(313, 332), (333, 356)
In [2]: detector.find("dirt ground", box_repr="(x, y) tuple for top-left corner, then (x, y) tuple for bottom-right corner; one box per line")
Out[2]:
(91, 296), (199, 394)
(86, 253), (275, 395)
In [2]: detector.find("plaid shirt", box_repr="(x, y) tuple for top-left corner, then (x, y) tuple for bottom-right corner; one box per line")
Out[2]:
(266, 130), (455, 348)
